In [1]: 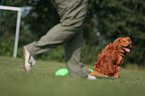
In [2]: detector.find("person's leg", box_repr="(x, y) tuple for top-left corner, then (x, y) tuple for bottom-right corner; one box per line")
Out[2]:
(26, 0), (89, 57)
(24, 0), (90, 77)
(64, 31), (89, 77)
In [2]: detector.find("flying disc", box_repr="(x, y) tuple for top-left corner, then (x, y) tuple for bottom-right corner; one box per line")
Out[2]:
(55, 68), (69, 76)
(55, 68), (93, 76)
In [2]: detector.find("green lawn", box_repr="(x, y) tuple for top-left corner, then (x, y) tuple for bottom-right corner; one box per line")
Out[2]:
(0, 56), (145, 96)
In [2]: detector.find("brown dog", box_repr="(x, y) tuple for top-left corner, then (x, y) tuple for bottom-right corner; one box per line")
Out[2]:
(90, 37), (132, 78)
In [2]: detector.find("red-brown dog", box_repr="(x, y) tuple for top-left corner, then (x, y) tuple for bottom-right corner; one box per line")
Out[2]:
(90, 37), (132, 78)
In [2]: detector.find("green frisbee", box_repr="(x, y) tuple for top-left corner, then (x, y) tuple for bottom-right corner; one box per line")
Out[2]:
(55, 68), (93, 76)
(55, 68), (69, 76)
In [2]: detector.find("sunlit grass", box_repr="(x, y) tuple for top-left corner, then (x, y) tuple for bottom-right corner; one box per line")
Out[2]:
(0, 56), (145, 96)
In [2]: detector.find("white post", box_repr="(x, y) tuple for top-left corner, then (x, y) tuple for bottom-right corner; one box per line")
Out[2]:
(13, 9), (21, 57)
(0, 6), (21, 58)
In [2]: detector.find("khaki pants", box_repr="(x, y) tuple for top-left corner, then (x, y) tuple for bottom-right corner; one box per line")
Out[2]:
(26, 0), (89, 77)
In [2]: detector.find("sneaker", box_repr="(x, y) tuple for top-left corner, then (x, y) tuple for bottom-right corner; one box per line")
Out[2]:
(23, 46), (36, 72)
(87, 74), (96, 80)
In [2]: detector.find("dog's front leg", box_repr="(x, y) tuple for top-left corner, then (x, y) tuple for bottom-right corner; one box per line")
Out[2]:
(116, 55), (123, 66)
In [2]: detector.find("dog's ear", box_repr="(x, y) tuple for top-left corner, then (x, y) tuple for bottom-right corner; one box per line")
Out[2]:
(126, 37), (132, 48)
(113, 37), (122, 44)
(126, 37), (130, 40)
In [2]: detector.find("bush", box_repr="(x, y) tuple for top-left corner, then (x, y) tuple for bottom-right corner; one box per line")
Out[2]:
(0, 40), (14, 56)
(82, 43), (101, 65)
(39, 46), (65, 62)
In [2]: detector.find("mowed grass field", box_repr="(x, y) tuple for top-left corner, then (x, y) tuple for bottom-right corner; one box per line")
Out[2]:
(0, 56), (145, 96)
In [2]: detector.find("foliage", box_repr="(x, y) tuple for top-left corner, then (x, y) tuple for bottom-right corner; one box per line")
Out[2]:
(0, 40), (14, 56)
(39, 46), (65, 62)
(87, 0), (145, 65)
(24, 0), (59, 39)
(1, 0), (145, 66)
(82, 43), (100, 65)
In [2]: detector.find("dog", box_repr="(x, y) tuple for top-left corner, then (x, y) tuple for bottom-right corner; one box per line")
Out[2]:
(90, 37), (132, 78)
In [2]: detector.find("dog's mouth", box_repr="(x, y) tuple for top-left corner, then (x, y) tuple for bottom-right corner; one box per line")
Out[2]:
(123, 46), (131, 52)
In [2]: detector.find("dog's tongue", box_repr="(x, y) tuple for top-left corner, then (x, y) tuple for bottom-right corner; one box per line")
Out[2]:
(123, 48), (130, 52)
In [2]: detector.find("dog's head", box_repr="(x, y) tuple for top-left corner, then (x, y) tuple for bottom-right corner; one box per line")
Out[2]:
(113, 37), (132, 53)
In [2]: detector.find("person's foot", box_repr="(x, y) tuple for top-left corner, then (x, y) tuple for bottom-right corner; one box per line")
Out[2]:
(23, 46), (36, 72)
(87, 74), (96, 80)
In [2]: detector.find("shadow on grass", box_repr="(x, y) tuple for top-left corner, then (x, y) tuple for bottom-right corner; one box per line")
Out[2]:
(95, 76), (118, 80)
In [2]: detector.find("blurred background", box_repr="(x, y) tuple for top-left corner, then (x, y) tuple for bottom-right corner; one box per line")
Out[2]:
(0, 0), (145, 68)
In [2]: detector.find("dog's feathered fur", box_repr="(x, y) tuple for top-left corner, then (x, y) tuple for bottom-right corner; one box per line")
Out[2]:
(90, 37), (132, 77)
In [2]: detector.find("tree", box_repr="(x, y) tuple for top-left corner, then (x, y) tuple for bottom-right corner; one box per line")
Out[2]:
(1, 0), (145, 66)
(85, 0), (145, 66)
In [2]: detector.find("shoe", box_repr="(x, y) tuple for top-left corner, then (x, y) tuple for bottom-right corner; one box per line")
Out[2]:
(87, 74), (96, 80)
(23, 46), (36, 72)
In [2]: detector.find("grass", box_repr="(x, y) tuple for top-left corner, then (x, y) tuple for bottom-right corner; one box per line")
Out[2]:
(0, 56), (145, 96)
